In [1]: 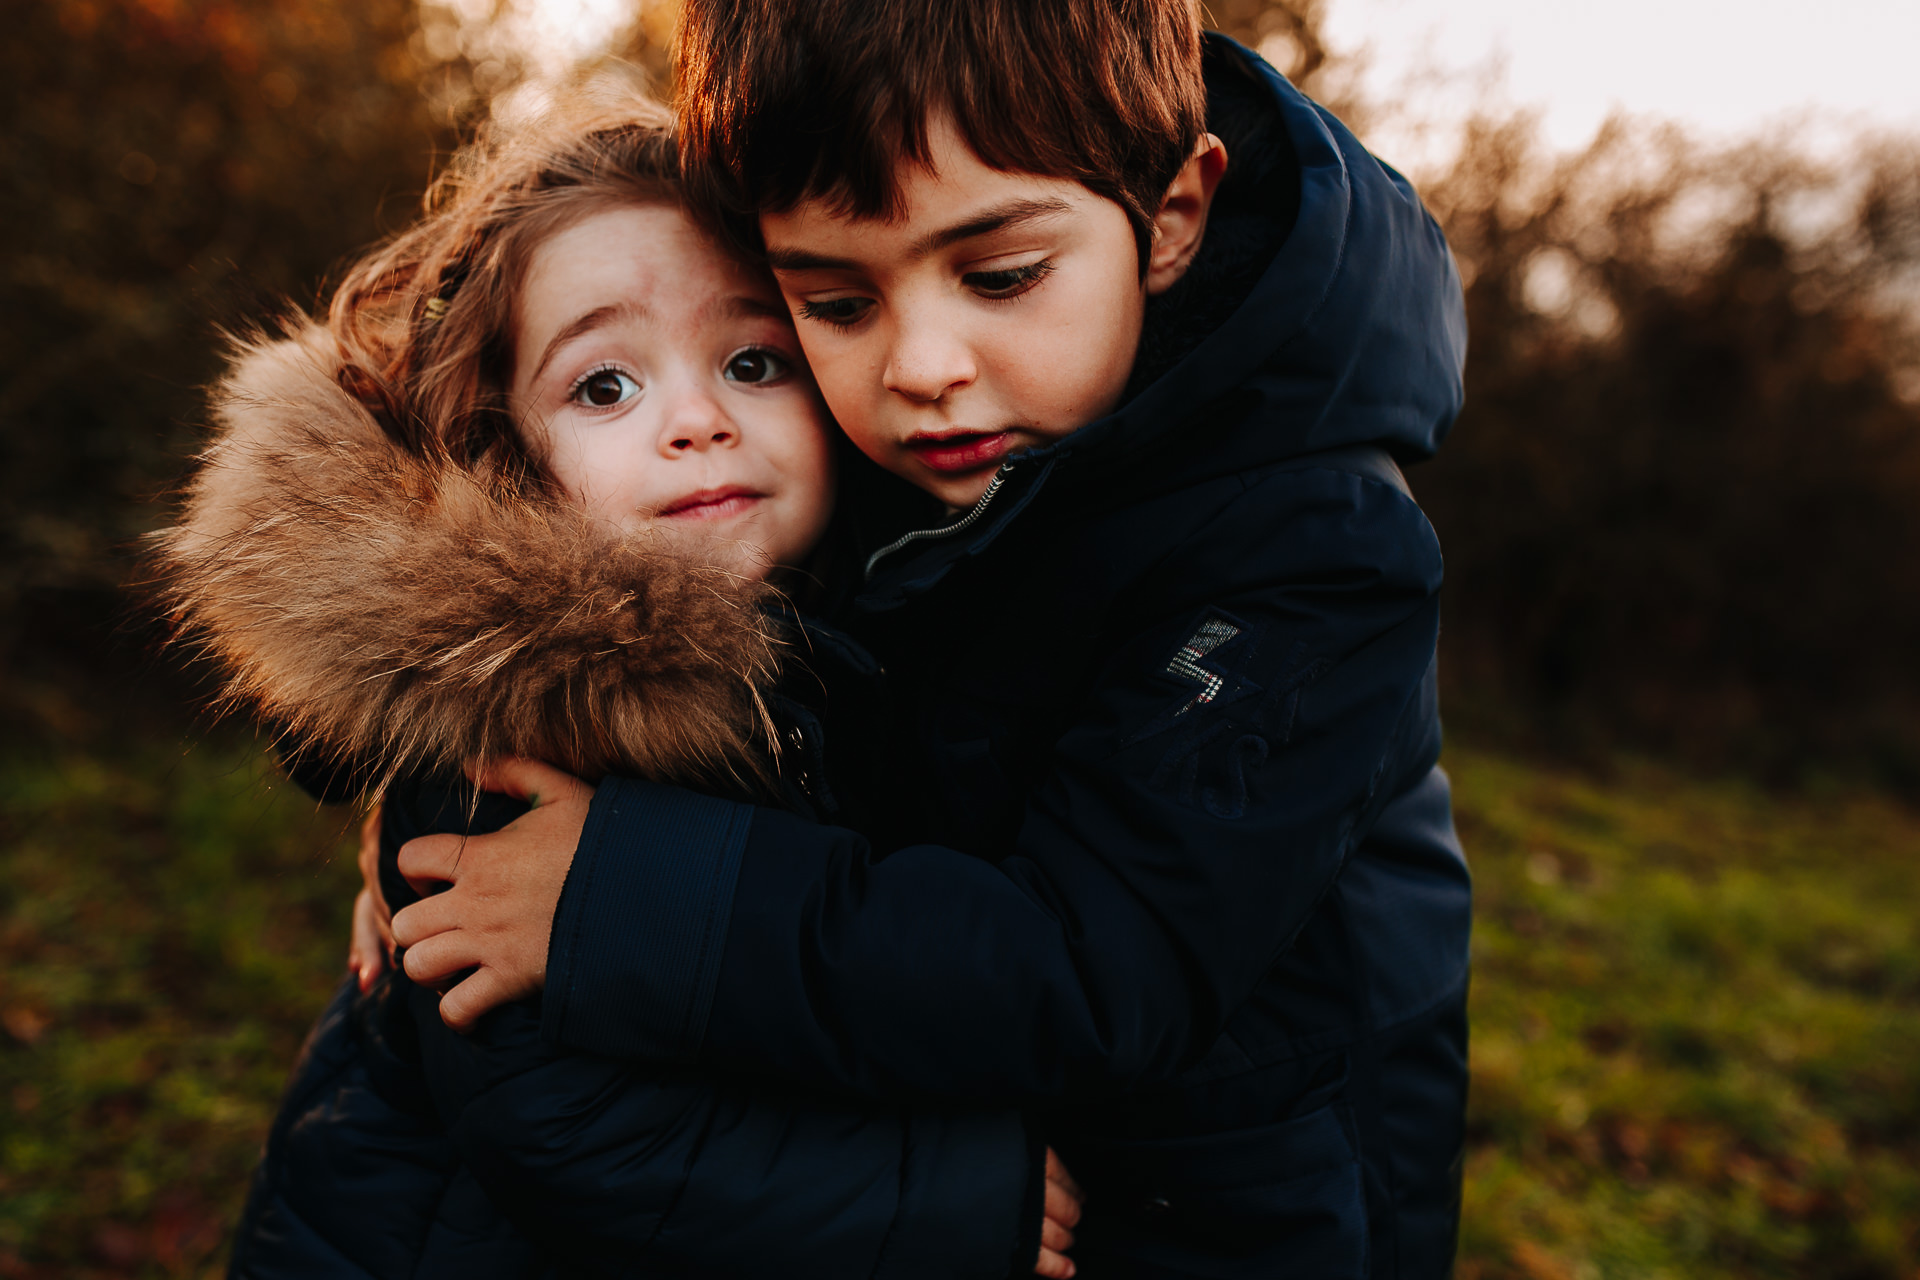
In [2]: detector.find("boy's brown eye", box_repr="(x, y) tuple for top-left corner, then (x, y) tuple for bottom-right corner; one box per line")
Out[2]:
(798, 297), (873, 327)
(964, 260), (1054, 300)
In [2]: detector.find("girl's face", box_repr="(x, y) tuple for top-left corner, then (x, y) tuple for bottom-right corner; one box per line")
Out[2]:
(508, 202), (836, 575)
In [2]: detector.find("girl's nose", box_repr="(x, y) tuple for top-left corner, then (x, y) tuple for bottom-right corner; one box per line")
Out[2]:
(883, 319), (976, 403)
(657, 386), (737, 455)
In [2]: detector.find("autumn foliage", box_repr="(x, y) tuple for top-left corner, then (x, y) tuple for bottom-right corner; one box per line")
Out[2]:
(4, 0), (1919, 773)
(1220, 4), (1920, 783)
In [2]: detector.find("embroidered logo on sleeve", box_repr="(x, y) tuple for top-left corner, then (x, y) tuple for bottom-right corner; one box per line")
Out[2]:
(1166, 618), (1242, 716)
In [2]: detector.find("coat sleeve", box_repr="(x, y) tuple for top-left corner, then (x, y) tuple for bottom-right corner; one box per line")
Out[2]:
(384, 782), (1043, 1280)
(538, 465), (1448, 1100)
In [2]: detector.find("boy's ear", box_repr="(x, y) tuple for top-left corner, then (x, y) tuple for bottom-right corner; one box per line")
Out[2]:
(1145, 134), (1229, 296)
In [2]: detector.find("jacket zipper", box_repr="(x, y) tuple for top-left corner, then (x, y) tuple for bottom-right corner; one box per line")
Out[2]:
(863, 462), (1012, 579)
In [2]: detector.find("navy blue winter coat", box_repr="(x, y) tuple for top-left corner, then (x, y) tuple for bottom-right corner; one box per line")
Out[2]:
(525, 37), (1473, 1279)
(231, 799), (1038, 1280)
(229, 638), (1041, 1279)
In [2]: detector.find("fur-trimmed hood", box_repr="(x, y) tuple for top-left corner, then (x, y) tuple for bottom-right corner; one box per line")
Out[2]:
(150, 321), (783, 793)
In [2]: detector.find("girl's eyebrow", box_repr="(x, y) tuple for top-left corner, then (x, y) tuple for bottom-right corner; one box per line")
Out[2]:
(530, 301), (653, 381)
(720, 295), (793, 322)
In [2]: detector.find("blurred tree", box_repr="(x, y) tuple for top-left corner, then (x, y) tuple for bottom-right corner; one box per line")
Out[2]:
(1419, 120), (1920, 778)
(1213, 3), (1920, 779)
(1207, 0), (1333, 87)
(8, 0), (1920, 780)
(0, 0), (473, 689)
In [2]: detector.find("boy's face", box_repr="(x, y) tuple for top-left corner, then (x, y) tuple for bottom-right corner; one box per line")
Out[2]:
(761, 117), (1149, 508)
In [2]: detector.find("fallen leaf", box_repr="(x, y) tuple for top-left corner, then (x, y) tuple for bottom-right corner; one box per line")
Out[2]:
(0, 1007), (49, 1047)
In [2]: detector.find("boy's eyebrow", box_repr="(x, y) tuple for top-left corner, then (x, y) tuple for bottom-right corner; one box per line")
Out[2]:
(765, 196), (1075, 272)
(910, 196), (1074, 258)
(529, 302), (652, 382)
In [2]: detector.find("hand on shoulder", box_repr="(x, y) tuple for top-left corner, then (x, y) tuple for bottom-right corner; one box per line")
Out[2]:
(390, 757), (593, 1031)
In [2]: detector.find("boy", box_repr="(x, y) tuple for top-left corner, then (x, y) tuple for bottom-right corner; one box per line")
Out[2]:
(392, 1), (1472, 1273)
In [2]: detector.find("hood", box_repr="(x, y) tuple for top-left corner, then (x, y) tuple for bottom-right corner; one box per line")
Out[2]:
(150, 322), (782, 793)
(854, 34), (1467, 599)
(1097, 33), (1468, 475)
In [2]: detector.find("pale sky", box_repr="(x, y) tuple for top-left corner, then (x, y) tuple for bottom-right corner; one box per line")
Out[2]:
(1320, 0), (1920, 152)
(504, 0), (1920, 154)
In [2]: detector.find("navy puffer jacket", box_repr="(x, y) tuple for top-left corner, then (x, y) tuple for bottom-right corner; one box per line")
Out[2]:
(232, 653), (1039, 1280)
(516, 36), (1473, 1280)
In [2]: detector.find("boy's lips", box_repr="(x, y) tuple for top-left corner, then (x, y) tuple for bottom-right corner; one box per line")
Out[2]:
(904, 429), (1010, 474)
(654, 486), (766, 520)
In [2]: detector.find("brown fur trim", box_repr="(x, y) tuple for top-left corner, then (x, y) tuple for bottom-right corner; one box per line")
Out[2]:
(149, 322), (782, 794)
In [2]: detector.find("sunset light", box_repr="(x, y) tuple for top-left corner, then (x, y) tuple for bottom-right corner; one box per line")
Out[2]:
(11, 0), (1920, 1276)
(1323, 0), (1920, 151)
(473, 0), (1920, 154)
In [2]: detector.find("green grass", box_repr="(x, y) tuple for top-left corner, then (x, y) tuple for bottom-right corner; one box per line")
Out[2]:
(0, 735), (1916, 1277)
(1450, 750), (1920, 1279)
(0, 740), (358, 1279)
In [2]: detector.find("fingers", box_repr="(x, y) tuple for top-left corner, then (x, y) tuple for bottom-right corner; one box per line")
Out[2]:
(467, 756), (592, 807)
(396, 832), (468, 896)
(1044, 1176), (1082, 1232)
(438, 964), (532, 1032)
(358, 803), (393, 932)
(1037, 1146), (1080, 1277)
(349, 890), (388, 992)
(1034, 1246), (1076, 1279)
(350, 803), (392, 990)
(391, 891), (463, 954)
(398, 927), (482, 989)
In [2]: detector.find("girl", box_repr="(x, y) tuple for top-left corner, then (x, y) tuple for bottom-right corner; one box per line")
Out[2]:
(154, 95), (1072, 1278)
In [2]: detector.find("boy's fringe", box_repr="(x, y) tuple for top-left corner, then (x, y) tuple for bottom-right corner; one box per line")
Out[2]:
(147, 321), (784, 798)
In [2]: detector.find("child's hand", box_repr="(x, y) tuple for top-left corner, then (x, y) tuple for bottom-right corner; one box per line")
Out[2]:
(1037, 1146), (1084, 1278)
(389, 757), (593, 1031)
(349, 803), (393, 992)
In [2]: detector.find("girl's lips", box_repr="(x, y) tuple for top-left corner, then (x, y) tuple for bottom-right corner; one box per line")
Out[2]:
(905, 430), (1010, 474)
(655, 487), (765, 520)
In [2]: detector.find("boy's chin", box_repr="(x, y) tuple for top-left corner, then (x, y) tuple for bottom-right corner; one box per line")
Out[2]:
(908, 464), (1002, 510)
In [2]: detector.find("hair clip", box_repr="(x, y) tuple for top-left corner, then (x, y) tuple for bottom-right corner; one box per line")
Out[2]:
(423, 296), (450, 324)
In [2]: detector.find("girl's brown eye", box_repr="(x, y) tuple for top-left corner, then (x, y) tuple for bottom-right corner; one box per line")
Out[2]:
(724, 348), (792, 384)
(571, 369), (639, 408)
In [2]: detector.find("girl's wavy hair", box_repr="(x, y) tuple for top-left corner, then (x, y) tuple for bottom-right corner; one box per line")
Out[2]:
(327, 95), (678, 484)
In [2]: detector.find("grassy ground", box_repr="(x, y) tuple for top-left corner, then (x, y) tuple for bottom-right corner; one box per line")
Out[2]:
(1, 735), (1916, 1277)
(0, 740), (359, 1279)
(1450, 750), (1920, 1279)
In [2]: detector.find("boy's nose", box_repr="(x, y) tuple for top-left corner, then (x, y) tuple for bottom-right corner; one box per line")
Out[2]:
(657, 387), (737, 454)
(883, 324), (976, 403)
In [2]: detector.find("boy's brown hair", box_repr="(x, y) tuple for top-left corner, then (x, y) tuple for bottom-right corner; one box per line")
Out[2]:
(327, 94), (679, 483)
(674, 0), (1207, 266)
